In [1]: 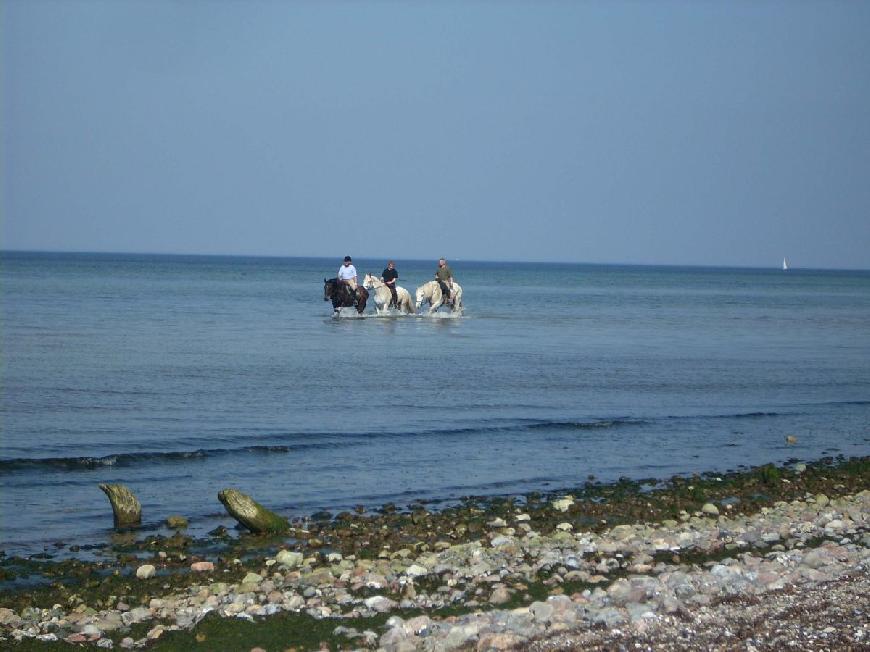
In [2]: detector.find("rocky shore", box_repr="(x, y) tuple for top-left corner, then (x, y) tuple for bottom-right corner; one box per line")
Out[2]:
(1, 458), (868, 651)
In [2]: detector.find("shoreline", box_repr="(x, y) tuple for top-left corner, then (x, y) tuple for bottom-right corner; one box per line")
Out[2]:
(1, 456), (868, 650)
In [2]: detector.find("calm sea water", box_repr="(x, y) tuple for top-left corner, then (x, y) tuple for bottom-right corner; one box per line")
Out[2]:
(1, 252), (868, 556)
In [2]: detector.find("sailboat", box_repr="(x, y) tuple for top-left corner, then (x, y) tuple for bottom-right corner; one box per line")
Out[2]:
(782, 257), (789, 271)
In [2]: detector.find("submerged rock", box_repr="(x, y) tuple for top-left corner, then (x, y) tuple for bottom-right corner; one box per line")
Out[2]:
(217, 489), (289, 534)
(98, 484), (142, 528)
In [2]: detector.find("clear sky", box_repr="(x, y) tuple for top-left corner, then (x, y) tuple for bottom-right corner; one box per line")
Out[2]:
(3, 1), (869, 268)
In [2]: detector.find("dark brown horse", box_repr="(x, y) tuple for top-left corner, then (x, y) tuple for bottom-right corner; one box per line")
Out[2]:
(324, 278), (368, 316)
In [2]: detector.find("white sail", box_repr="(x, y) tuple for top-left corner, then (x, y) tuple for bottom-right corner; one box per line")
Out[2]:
(782, 257), (789, 271)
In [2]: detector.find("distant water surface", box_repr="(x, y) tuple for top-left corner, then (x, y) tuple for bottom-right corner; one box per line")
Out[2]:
(1, 252), (868, 555)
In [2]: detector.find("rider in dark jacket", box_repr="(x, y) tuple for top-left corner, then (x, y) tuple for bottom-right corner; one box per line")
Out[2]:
(435, 258), (454, 304)
(382, 260), (399, 309)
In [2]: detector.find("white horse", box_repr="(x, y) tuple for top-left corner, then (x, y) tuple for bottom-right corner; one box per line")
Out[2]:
(362, 274), (415, 315)
(415, 280), (463, 315)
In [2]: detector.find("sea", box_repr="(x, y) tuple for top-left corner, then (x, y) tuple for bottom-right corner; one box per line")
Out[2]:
(1, 251), (868, 557)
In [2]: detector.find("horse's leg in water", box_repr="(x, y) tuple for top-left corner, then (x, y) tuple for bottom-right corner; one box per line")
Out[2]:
(356, 288), (367, 315)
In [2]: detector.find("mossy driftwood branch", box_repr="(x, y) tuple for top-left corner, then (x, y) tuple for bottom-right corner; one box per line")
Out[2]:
(98, 483), (142, 528)
(218, 489), (289, 534)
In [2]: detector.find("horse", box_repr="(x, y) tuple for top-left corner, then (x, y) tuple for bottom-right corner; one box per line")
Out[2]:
(362, 274), (415, 315)
(415, 280), (463, 315)
(323, 278), (368, 316)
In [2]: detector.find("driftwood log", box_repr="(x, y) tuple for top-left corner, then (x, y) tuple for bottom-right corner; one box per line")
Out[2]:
(98, 483), (142, 528)
(218, 488), (289, 534)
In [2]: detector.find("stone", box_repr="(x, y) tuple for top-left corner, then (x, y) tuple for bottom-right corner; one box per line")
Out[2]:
(476, 632), (527, 651)
(190, 561), (214, 572)
(405, 564), (428, 578)
(146, 625), (164, 640)
(364, 596), (397, 613)
(444, 624), (479, 649)
(379, 626), (413, 651)
(0, 608), (22, 628)
(166, 515), (188, 529)
(136, 564), (156, 580)
(701, 503), (719, 516)
(552, 497), (574, 512)
(530, 601), (554, 623)
(403, 615), (432, 635)
(611, 524), (635, 540)
(607, 578), (632, 605)
(591, 606), (626, 627)
(627, 601), (656, 623)
(276, 550), (304, 568)
(489, 586), (511, 604)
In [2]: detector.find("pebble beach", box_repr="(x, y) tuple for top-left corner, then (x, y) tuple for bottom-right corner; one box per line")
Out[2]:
(1, 457), (868, 651)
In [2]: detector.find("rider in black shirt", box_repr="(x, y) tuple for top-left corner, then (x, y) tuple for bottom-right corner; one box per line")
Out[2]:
(382, 260), (399, 309)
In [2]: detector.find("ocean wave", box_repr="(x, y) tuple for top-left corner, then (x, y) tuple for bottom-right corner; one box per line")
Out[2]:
(524, 419), (641, 431)
(0, 419), (640, 473)
(0, 444), (303, 473)
(666, 411), (784, 420)
(0, 408), (828, 474)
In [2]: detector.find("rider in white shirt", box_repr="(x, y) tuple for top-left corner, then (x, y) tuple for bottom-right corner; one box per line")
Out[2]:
(337, 256), (358, 292)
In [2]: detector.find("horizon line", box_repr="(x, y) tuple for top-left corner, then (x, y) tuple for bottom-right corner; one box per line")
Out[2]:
(1, 248), (867, 273)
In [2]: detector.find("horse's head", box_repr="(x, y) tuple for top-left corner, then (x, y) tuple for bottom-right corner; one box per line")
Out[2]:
(323, 278), (336, 301)
(415, 284), (427, 309)
(362, 274), (374, 289)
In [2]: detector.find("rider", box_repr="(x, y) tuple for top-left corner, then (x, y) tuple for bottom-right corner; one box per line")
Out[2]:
(435, 258), (455, 305)
(381, 260), (399, 309)
(337, 256), (358, 302)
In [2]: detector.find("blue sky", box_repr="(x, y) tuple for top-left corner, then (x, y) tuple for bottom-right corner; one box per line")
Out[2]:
(3, 1), (869, 268)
